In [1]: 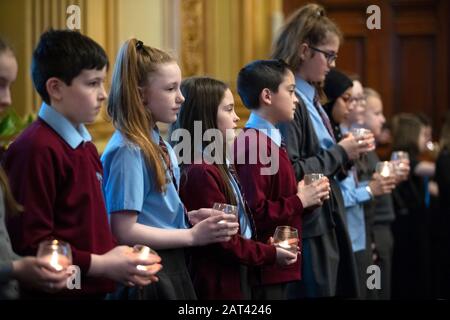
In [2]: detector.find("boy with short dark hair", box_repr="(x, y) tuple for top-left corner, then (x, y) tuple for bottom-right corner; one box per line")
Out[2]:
(3, 29), (161, 299)
(234, 59), (330, 299)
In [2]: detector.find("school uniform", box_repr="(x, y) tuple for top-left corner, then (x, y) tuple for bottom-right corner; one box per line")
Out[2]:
(101, 128), (196, 300)
(0, 185), (20, 300)
(337, 125), (371, 253)
(278, 77), (359, 298)
(356, 150), (396, 300)
(435, 147), (450, 298)
(391, 157), (432, 299)
(3, 103), (116, 298)
(179, 162), (277, 299)
(336, 125), (373, 299)
(233, 112), (304, 299)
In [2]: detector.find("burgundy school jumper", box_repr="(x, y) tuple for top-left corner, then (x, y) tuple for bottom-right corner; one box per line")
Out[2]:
(233, 128), (304, 286)
(180, 162), (277, 299)
(3, 118), (115, 297)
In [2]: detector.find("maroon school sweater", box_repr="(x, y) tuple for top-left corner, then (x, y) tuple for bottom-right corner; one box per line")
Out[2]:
(233, 128), (303, 285)
(3, 119), (115, 297)
(179, 163), (277, 299)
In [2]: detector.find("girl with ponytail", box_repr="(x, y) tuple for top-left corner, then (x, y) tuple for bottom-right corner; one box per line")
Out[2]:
(273, 4), (368, 298)
(102, 39), (239, 300)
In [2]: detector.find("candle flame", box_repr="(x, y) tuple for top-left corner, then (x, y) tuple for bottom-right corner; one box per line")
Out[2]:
(136, 246), (151, 271)
(49, 250), (63, 271)
(277, 240), (291, 249)
(380, 164), (391, 177)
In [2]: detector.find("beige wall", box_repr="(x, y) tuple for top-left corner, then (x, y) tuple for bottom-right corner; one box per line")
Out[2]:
(180, 0), (283, 127)
(0, 0), (283, 150)
(0, 0), (33, 121)
(0, 0), (171, 150)
(117, 0), (164, 50)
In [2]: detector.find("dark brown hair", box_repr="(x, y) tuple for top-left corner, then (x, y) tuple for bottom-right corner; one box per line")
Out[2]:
(391, 113), (424, 160)
(174, 76), (237, 205)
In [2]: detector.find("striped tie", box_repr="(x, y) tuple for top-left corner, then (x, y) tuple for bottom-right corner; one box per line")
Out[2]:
(158, 135), (178, 190)
(314, 95), (336, 143)
(228, 164), (258, 239)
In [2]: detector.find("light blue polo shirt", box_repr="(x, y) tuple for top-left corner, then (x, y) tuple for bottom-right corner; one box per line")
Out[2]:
(337, 123), (372, 252)
(295, 77), (335, 150)
(245, 112), (282, 147)
(101, 129), (188, 229)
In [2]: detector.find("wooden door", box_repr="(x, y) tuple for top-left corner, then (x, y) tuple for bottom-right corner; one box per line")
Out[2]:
(283, 0), (450, 138)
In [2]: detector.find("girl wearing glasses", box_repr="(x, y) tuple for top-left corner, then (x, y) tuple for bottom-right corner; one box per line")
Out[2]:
(273, 3), (371, 298)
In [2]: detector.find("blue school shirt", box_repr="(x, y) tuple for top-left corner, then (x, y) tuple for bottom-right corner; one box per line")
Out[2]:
(245, 112), (282, 147)
(101, 129), (188, 229)
(295, 79), (371, 252)
(295, 77), (334, 150)
(336, 127), (371, 252)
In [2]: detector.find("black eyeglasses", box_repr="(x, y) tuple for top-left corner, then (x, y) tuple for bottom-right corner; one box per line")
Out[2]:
(309, 46), (338, 64)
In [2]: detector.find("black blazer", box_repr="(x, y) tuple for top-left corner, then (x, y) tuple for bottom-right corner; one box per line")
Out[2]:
(278, 98), (349, 238)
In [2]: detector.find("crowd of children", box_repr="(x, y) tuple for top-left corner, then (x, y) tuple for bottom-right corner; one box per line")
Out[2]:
(1, 3), (448, 300)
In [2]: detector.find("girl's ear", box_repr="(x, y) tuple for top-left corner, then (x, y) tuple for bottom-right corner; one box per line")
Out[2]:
(260, 88), (272, 105)
(46, 77), (64, 102)
(298, 43), (309, 61)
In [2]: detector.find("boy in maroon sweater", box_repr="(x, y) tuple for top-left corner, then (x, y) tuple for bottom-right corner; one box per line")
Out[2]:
(234, 59), (330, 299)
(2, 30), (161, 298)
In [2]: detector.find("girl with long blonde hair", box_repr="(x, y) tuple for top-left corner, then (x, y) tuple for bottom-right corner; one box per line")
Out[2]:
(102, 39), (239, 300)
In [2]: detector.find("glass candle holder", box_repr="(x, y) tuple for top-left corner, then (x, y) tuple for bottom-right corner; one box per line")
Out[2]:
(37, 239), (72, 271)
(376, 161), (395, 178)
(304, 173), (324, 185)
(213, 202), (238, 224)
(273, 226), (299, 254)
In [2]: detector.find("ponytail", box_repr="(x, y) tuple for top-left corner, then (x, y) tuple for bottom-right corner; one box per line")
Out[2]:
(108, 39), (175, 192)
(271, 3), (342, 73)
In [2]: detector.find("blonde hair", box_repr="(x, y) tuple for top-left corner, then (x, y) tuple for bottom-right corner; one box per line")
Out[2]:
(364, 87), (381, 101)
(271, 3), (342, 73)
(108, 39), (175, 192)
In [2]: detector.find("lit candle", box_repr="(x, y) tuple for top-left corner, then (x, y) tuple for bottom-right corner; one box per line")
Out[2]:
(376, 161), (393, 178)
(276, 240), (291, 250)
(380, 164), (391, 177)
(275, 240), (298, 254)
(135, 245), (151, 271)
(138, 246), (150, 259)
(37, 239), (71, 271)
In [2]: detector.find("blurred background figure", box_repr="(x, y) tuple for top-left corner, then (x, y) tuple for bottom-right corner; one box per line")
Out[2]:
(359, 88), (409, 300)
(434, 111), (450, 299)
(323, 70), (394, 299)
(390, 113), (433, 299)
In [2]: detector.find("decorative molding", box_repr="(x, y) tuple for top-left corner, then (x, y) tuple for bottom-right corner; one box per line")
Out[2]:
(180, 0), (205, 77)
(84, 0), (115, 152)
(163, 0), (181, 58)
